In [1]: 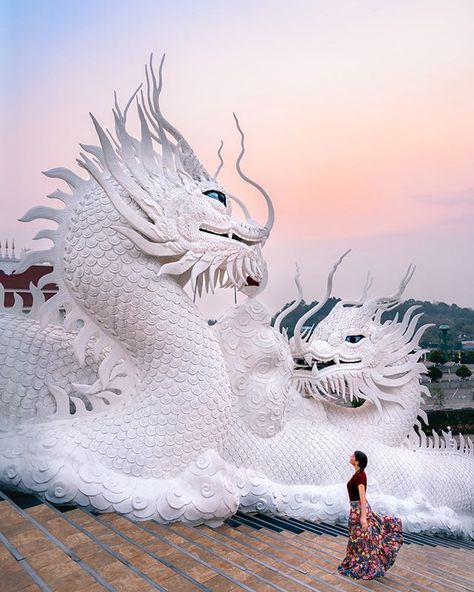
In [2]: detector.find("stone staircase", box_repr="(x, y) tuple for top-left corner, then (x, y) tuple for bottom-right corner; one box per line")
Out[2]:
(1, 490), (473, 592)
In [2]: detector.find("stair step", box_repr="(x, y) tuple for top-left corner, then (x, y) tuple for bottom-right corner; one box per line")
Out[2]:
(0, 495), (112, 591)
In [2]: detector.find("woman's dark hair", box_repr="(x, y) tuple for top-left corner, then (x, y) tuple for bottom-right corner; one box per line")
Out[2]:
(354, 450), (368, 470)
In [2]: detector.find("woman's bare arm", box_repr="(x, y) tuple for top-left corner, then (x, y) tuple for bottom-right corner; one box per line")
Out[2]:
(358, 483), (368, 531)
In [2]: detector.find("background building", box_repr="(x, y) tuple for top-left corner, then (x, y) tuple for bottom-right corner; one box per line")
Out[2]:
(0, 240), (57, 311)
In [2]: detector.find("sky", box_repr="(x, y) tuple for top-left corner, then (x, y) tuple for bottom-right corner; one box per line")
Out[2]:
(1, 0), (473, 318)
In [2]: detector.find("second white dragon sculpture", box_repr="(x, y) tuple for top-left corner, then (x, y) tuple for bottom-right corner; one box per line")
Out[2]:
(215, 263), (474, 537)
(0, 57), (473, 537)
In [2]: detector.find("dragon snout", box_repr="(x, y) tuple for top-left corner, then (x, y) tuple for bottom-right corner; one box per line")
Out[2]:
(305, 340), (336, 362)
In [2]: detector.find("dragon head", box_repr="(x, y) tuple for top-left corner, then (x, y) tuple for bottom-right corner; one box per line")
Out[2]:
(75, 55), (273, 296)
(284, 264), (431, 411)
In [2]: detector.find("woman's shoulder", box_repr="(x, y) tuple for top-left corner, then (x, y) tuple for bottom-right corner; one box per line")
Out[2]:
(348, 470), (367, 485)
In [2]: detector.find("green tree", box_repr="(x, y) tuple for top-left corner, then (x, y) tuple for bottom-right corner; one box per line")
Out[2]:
(428, 367), (443, 382)
(429, 350), (447, 365)
(461, 351), (474, 364)
(456, 365), (472, 380)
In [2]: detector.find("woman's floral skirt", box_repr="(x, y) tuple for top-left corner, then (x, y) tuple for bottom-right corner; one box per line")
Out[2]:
(337, 501), (403, 580)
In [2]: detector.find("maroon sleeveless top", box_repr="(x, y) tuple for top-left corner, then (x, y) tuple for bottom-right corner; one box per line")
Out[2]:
(347, 470), (367, 501)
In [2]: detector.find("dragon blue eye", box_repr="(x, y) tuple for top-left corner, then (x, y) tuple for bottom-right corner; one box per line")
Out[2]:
(203, 190), (227, 207)
(345, 335), (365, 344)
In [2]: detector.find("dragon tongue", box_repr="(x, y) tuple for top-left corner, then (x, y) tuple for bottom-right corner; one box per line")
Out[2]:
(246, 276), (260, 287)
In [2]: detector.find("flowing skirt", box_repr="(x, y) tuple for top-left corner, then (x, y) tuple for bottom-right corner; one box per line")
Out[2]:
(337, 501), (403, 580)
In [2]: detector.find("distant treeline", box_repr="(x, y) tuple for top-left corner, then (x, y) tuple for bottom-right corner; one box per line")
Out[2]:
(422, 408), (474, 436)
(271, 298), (474, 349)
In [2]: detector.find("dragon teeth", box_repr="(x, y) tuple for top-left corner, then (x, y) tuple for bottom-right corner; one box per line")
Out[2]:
(235, 257), (245, 285)
(225, 260), (233, 284)
(249, 258), (260, 280)
(227, 257), (239, 286)
(340, 377), (346, 401)
(243, 256), (252, 280)
(348, 378), (354, 401)
(197, 274), (204, 297)
(318, 383), (329, 398)
(219, 268), (226, 287)
(208, 271), (215, 294)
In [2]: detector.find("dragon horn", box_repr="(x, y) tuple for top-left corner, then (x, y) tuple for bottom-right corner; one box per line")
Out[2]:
(293, 250), (350, 353)
(366, 264), (415, 311)
(214, 140), (224, 179)
(233, 113), (275, 234)
(147, 54), (211, 181)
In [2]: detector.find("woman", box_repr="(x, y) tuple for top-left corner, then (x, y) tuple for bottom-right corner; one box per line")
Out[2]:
(337, 450), (403, 580)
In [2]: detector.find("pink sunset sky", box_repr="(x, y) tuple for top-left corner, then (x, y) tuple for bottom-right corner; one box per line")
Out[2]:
(1, 0), (473, 318)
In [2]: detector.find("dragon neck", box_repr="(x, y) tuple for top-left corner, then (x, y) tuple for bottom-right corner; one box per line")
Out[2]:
(60, 190), (222, 382)
(52, 187), (234, 476)
(56, 190), (156, 362)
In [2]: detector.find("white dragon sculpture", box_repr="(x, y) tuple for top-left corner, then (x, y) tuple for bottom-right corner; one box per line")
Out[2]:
(214, 261), (474, 537)
(1, 57), (473, 537)
(0, 56), (273, 524)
